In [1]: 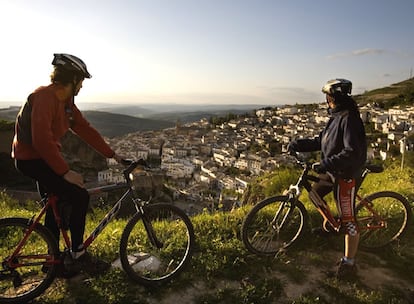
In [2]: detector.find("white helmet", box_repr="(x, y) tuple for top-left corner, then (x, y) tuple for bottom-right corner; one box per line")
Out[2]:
(322, 78), (352, 96)
(52, 53), (91, 79)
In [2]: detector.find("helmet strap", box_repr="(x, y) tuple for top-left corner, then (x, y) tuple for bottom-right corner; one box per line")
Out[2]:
(71, 75), (82, 99)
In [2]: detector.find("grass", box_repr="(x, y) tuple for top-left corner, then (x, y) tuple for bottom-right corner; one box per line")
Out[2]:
(0, 164), (414, 303)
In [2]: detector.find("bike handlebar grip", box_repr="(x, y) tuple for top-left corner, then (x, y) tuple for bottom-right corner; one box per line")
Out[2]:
(121, 159), (133, 166)
(123, 161), (139, 176)
(123, 159), (149, 177)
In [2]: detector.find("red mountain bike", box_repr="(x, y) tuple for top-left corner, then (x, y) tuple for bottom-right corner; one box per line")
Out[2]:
(0, 160), (195, 304)
(241, 157), (412, 255)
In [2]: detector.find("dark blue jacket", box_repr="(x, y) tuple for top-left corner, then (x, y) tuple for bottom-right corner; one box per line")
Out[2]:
(290, 105), (367, 178)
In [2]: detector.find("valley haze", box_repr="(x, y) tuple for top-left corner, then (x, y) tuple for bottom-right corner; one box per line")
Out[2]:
(0, 101), (273, 121)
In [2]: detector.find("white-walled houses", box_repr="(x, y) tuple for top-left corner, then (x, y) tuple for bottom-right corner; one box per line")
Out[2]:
(98, 103), (413, 202)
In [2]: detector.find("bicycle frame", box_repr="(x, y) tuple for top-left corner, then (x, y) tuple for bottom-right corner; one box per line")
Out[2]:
(6, 160), (153, 268)
(286, 160), (381, 232)
(6, 196), (60, 269)
(82, 184), (131, 248)
(285, 162), (339, 231)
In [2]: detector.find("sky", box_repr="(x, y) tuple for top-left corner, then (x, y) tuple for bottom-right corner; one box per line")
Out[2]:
(1, 0), (414, 106)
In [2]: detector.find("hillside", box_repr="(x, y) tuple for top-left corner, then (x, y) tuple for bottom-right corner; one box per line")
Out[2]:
(81, 110), (174, 137)
(1, 162), (414, 303)
(354, 77), (414, 108)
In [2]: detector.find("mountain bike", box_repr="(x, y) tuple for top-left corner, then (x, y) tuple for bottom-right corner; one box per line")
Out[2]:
(0, 160), (195, 304)
(241, 157), (412, 256)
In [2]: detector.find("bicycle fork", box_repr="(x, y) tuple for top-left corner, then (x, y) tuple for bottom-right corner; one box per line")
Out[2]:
(271, 199), (295, 231)
(140, 209), (164, 249)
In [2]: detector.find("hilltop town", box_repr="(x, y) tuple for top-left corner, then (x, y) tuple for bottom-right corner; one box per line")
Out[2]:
(98, 102), (414, 213)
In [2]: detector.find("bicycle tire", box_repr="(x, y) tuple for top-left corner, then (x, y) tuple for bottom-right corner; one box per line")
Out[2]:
(241, 195), (308, 256)
(356, 191), (412, 250)
(0, 217), (59, 304)
(119, 203), (195, 285)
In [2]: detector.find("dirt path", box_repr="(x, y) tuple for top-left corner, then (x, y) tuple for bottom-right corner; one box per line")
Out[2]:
(152, 249), (414, 304)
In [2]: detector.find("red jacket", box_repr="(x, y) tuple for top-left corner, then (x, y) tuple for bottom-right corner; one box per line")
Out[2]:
(12, 84), (114, 175)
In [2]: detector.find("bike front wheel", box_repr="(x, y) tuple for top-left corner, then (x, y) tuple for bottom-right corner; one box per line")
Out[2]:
(119, 203), (195, 285)
(356, 191), (412, 250)
(0, 217), (59, 304)
(241, 195), (308, 256)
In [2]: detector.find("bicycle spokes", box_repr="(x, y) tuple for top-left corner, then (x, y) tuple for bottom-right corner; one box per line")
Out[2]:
(356, 191), (411, 250)
(0, 218), (59, 303)
(119, 203), (194, 285)
(241, 196), (307, 255)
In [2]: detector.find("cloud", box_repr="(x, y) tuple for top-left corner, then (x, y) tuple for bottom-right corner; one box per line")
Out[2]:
(352, 48), (386, 56)
(327, 48), (386, 60)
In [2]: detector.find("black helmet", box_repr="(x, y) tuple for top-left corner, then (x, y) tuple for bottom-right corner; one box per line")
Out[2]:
(52, 53), (91, 79)
(322, 78), (352, 96)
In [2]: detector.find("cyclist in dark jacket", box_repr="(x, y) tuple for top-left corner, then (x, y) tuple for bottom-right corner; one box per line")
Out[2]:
(288, 78), (367, 280)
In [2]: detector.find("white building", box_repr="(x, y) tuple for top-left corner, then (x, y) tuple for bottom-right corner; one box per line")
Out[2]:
(98, 169), (124, 183)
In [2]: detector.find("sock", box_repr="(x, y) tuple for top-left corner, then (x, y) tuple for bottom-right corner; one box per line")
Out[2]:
(71, 247), (86, 259)
(342, 256), (355, 265)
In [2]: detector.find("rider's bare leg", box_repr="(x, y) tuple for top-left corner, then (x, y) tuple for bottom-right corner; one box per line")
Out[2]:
(344, 232), (359, 261)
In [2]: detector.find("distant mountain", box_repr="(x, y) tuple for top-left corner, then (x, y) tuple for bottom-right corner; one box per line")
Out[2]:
(0, 106), (20, 121)
(147, 108), (258, 123)
(78, 104), (157, 117)
(138, 103), (268, 113)
(0, 107), (174, 138)
(82, 111), (174, 137)
(0, 104), (265, 135)
(77, 102), (268, 122)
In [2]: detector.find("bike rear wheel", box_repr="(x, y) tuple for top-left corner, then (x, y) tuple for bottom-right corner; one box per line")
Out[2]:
(241, 195), (308, 255)
(356, 191), (412, 250)
(119, 203), (195, 285)
(0, 217), (59, 304)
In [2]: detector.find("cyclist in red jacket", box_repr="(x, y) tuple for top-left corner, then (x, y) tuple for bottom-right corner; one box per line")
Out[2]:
(288, 78), (367, 280)
(12, 53), (124, 275)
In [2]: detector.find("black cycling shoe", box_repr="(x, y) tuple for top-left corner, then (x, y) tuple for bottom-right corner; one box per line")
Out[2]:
(41, 263), (80, 279)
(73, 252), (111, 276)
(325, 259), (358, 280)
(335, 260), (357, 280)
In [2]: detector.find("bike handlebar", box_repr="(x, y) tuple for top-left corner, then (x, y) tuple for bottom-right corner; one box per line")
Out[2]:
(121, 159), (149, 178)
(287, 152), (384, 175)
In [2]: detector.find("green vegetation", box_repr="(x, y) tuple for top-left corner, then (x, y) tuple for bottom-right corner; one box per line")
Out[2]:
(0, 162), (413, 303)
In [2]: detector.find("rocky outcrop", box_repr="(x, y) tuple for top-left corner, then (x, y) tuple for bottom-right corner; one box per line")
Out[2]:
(60, 131), (109, 181)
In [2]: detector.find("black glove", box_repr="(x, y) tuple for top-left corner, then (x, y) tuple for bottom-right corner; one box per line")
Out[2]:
(312, 162), (326, 174)
(137, 158), (148, 167)
(287, 141), (298, 154)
